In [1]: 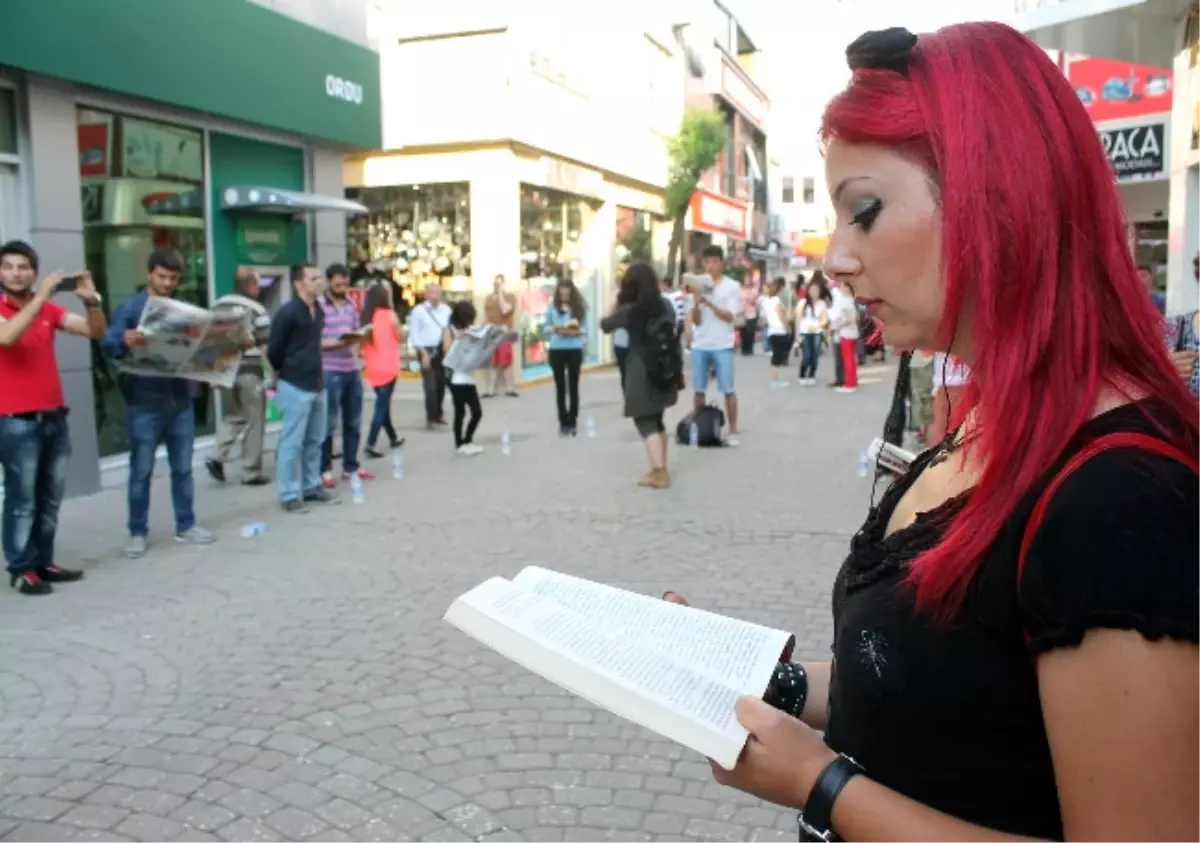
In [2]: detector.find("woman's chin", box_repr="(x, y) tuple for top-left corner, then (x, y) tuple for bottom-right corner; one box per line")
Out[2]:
(879, 323), (929, 351)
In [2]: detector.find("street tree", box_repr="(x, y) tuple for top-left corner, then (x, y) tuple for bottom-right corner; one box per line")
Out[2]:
(664, 108), (727, 284)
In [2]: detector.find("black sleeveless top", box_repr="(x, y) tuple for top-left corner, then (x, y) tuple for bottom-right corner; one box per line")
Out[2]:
(824, 401), (1198, 840)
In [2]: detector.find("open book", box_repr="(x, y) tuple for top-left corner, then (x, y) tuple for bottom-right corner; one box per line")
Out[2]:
(444, 567), (794, 770)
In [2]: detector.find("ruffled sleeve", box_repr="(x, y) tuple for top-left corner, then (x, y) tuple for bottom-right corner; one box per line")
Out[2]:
(1018, 448), (1199, 654)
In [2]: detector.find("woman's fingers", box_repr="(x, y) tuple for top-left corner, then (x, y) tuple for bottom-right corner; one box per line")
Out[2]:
(662, 591), (690, 606)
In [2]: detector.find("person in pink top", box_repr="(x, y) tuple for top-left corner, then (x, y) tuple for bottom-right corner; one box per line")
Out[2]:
(359, 282), (405, 458)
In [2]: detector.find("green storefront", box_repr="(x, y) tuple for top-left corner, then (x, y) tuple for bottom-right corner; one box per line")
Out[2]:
(0, 0), (381, 496)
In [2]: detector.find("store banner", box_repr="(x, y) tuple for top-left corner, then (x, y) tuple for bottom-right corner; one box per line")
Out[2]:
(1100, 122), (1166, 181)
(3, 0), (381, 149)
(1066, 55), (1173, 123)
(689, 190), (748, 239)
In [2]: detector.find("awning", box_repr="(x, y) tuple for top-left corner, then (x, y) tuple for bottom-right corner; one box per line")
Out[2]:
(795, 234), (829, 259)
(220, 186), (367, 215)
(143, 188), (205, 216)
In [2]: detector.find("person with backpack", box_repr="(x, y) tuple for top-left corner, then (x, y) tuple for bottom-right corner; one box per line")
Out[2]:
(600, 262), (681, 488)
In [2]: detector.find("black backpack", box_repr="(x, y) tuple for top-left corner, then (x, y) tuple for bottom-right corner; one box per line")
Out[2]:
(642, 305), (684, 392)
(676, 405), (725, 447)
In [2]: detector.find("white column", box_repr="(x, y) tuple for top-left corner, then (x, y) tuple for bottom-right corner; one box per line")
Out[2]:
(1166, 45), (1199, 315)
(311, 145), (349, 271)
(468, 155), (520, 305)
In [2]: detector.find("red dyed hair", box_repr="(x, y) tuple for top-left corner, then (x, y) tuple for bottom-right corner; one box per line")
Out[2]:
(821, 22), (1199, 617)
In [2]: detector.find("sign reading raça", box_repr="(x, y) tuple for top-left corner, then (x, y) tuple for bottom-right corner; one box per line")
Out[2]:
(1100, 122), (1165, 181)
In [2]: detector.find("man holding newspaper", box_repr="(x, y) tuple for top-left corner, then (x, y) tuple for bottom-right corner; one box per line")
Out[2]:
(101, 247), (217, 559)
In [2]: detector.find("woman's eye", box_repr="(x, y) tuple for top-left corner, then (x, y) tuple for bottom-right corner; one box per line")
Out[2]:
(850, 199), (882, 230)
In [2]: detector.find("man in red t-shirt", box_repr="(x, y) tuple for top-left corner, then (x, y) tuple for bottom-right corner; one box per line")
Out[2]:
(0, 240), (107, 594)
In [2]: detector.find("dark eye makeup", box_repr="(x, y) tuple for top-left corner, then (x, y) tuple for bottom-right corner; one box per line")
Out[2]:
(850, 198), (882, 231)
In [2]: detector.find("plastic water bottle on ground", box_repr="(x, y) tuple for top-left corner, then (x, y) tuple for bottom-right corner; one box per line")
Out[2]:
(350, 474), (365, 504)
(857, 451), (870, 478)
(239, 521), (269, 538)
(689, 421), (699, 447)
(392, 452), (404, 480)
(501, 428), (511, 455)
(586, 416), (596, 438)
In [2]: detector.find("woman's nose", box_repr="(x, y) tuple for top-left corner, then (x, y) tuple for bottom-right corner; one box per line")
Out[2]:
(823, 233), (861, 284)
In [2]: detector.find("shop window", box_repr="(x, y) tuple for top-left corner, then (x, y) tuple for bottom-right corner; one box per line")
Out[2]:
(0, 85), (23, 244)
(520, 184), (602, 372)
(346, 181), (471, 316)
(0, 87), (17, 155)
(802, 177), (815, 205)
(76, 107), (210, 458)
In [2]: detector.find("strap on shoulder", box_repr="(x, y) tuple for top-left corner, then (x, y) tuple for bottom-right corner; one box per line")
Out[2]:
(1016, 432), (1198, 645)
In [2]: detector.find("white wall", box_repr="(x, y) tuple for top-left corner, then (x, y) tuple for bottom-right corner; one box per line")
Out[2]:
(245, 0), (373, 48)
(376, 2), (685, 189)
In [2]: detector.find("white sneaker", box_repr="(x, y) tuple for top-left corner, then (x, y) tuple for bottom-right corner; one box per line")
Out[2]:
(835, 386), (858, 394)
(725, 435), (740, 447)
(126, 535), (148, 558)
(467, 443), (485, 455)
(457, 445), (481, 456)
(175, 525), (216, 545)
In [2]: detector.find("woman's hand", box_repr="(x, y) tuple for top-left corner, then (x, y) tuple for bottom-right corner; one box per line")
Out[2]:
(662, 591), (689, 606)
(710, 697), (836, 809)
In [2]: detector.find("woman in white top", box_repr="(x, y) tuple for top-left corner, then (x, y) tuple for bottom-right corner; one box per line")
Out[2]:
(795, 278), (830, 385)
(443, 301), (485, 455)
(763, 278), (791, 387)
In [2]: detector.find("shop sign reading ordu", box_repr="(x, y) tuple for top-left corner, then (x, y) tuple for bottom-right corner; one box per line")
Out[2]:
(325, 74), (364, 105)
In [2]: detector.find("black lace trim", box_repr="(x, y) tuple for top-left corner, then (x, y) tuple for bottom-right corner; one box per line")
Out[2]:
(1027, 612), (1200, 655)
(842, 436), (971, 594)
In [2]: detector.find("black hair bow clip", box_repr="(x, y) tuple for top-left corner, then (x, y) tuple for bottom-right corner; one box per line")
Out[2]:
(846, 27), (918, 76)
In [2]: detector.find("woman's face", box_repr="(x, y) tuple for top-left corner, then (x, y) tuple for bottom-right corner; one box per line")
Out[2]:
(806, 282), (820, 302)
(823, 140), (946, 352)
(556, 285), (570, 307)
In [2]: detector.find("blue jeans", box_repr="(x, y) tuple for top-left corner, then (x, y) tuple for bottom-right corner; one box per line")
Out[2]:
(0, 414), (71, 574)
(321, 371), (363, 474)
(799, 333), (821, 379)
(127, 400), (196, 537)
(691, 347), (736, 395)
(367, 379), (398, 448)
(275, 380), (326, 502)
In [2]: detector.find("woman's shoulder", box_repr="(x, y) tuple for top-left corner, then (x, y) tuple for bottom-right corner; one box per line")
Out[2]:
(1018, 406), (1198, 654)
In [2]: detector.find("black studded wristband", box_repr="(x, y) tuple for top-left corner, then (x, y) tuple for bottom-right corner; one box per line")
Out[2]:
(763, 661), (808, 720)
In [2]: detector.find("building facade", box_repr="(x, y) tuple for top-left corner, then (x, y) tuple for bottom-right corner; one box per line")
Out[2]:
(1016, 0), (1199, 315)
(347, 0), (685, 380)
(1, 0), (382, 497)
(677, 1), (774, 279)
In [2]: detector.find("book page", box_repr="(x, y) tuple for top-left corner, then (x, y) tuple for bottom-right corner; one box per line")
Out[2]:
(512, 567), (791, 693)
(445, 577), (748, 769)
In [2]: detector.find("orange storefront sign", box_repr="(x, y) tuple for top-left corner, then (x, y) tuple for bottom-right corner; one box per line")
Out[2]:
(689, 190), (748, 239)
(794, 234), (829, 259)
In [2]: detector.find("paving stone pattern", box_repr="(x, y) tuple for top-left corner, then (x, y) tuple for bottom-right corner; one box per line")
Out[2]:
(0, 358), (893, 841)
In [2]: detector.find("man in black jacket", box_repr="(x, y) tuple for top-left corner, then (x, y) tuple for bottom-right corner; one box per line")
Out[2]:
(266, 265), (339, 512)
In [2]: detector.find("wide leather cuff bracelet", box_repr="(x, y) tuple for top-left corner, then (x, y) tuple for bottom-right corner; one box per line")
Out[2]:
(797, 754), (863, 842)
(763, 661), (808, 719)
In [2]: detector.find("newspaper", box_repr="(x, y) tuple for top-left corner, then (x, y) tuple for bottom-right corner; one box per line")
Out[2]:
(119, 296), (253, 388)
(444, 324), (518, 374)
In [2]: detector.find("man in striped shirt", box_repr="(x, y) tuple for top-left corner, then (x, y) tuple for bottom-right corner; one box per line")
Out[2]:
(319, 264), (372, 486)
(207, 268), (272, 485)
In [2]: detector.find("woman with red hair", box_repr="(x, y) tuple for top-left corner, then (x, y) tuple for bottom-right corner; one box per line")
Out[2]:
(669, 22), (1198, 841)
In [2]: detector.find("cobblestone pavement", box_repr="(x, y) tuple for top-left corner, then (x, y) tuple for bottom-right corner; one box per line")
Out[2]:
(0, 355), (895, 842)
